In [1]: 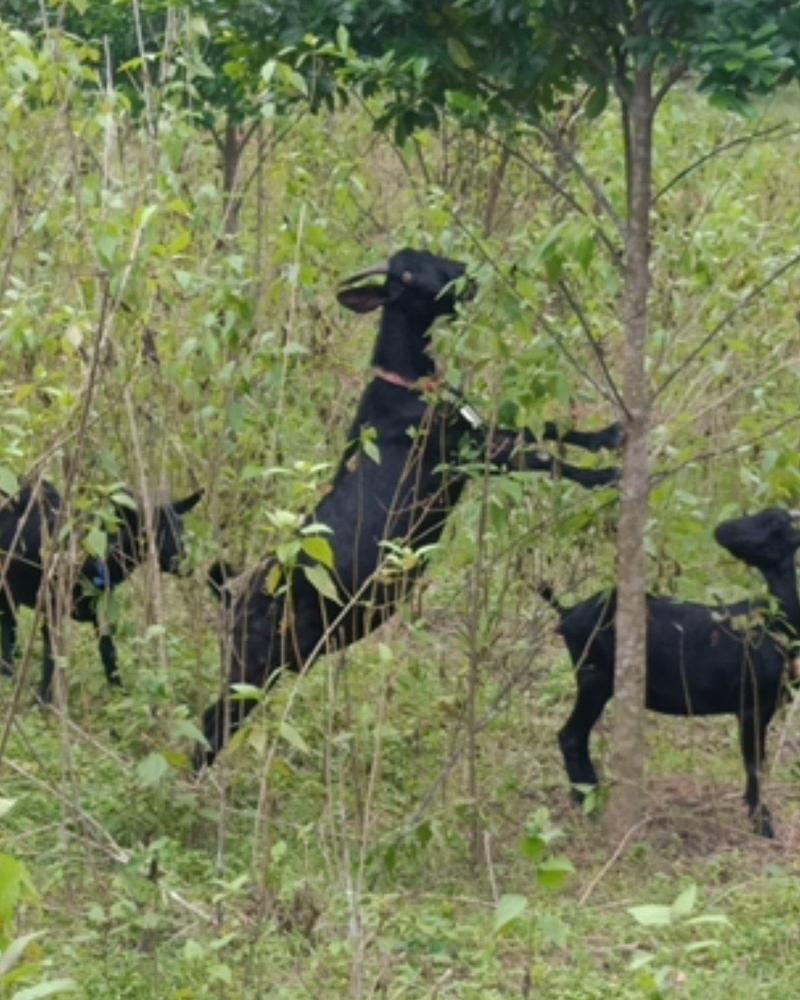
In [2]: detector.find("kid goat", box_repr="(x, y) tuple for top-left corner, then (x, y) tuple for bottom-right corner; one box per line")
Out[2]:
(0, 480), (202, 701)
(199, 248), (620, 764)
(540, 507), (800, 838)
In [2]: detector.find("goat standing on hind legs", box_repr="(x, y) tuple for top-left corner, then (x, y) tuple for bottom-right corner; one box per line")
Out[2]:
(198, 249), (621, 766)
(541, 507), (800, 838)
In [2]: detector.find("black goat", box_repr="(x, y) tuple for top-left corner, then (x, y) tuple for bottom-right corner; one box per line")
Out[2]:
(540, 508), (800, 838)
(199, 248), (621, 764)
(0, 480), (202, 701)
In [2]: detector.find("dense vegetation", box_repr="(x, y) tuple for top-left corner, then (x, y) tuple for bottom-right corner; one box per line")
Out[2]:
(3, 8), (800, 997)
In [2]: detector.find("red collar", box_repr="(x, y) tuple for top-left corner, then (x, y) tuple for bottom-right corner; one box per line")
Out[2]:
(374, 367), (441, 393)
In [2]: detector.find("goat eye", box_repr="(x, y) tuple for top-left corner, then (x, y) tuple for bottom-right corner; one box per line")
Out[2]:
(401, 270), (414, 285)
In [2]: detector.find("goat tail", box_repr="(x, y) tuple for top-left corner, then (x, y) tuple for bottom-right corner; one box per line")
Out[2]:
(208, 560), (239, 609)
(536, 582), (564, 615)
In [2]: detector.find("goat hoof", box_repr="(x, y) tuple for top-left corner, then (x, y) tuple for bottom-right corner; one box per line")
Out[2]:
(587, 467), (620, 489)
(602, 422), (625, 451)
(751, 808), (775, 839)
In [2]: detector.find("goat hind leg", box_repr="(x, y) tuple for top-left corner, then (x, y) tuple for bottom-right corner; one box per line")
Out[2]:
(1, 610), (16, 676)
(559, 674), (612, 803)
(97, 627), (122, 687)
(38, 622), (56, 704)
(739, 710), (774, 838)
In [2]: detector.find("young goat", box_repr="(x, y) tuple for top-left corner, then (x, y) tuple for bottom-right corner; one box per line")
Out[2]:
(540, 508), (800, 838)
(198, 248), (620, 764)
(0, 480), (202, 701)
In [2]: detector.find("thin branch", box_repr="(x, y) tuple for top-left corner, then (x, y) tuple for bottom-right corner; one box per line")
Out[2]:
(656, 248), (800, 399)
(534, 121), (625, 238)
(578, 814), (657, 904)
(482, 133), (622, 264)
(535, 313), (618, 406)
(208, 121), (224, 154)
(448, 215), (617, 406)
(239, 111), (307, 196)
(652, 412), (800, 484)
(558, 277), (629, 416)
(652, 59), (688, 111)
(654, 123), (798, 203)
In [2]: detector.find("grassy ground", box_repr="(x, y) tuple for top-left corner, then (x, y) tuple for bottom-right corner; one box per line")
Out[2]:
(3, 573), (800, 998)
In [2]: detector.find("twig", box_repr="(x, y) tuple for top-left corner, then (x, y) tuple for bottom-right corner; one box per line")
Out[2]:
(578, 814), (656, 904)
(656, 248), (800, 400)
(653, 123), (798, 203)
(557, 278), (628, 415)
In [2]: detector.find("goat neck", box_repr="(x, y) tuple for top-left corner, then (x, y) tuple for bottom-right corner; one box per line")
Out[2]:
(760, 558), (800, 639)
(96, 520), (144, 589)
(370, 304), (437, 384)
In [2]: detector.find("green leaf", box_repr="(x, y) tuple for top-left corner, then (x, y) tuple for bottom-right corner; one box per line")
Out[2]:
(0, 467), (19, 495)
(110, 491), (137, 510)
(12, 979), (78, 999)
(136, 753), (169, 787)
(446, 38), (473, 70)
(279, 721), (310, 755)
(277, 63), (307, 97)
(174, 720), (208, 746)
(670, 883), (697, 918)
(574, 233), (595, 271)
(302, 535), (334, 569)
(265, 564), (283, 595)
(537, 912), (568, 948)
(520, 832), (547, 862)
(0, 853), (37, 926)
(585, 81), (608, 118)
(536, 856), (575, 891)
(628, 903), (673, 927)
(84, 526), (107, 559)
(230, 683), (262, 702)
(303, 563), (341, 604)
(494, 893), (527, 933)
(95, 233), (118, 268)
(0, 931), (43, 977)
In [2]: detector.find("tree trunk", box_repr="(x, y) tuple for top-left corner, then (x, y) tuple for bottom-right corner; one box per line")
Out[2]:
(221, 117), (243, 239)
(605, 39), (653, 842)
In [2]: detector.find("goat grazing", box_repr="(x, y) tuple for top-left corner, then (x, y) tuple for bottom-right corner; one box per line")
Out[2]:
(540, 507), (800, 838)
(0, 480), (203, 701)
(198, 248), (621, 764)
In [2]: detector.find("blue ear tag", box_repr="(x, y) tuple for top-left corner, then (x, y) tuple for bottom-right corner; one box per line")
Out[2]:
(92, 563), (109, 590)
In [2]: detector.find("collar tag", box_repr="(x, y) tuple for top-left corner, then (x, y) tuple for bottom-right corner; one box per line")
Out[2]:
(459, 403), (483, 429)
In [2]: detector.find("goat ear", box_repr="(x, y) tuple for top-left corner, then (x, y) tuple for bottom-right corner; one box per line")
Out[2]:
(337, 285), (390, 313)
(171, 489), (203, 515)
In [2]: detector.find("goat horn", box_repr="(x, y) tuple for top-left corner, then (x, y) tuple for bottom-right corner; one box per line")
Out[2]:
(338, 264), (390, 287)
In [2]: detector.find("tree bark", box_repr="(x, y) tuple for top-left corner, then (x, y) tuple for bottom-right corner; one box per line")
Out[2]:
(605, 27), (653, 843)
(221, 117), (243, 239)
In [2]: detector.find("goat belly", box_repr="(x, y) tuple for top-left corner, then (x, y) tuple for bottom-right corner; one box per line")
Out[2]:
(644, 635), (756, 716)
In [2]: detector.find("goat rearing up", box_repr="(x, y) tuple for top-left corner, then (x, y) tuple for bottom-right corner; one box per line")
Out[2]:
(542, 507), (800, 838)
(199, 249), (620, 765)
